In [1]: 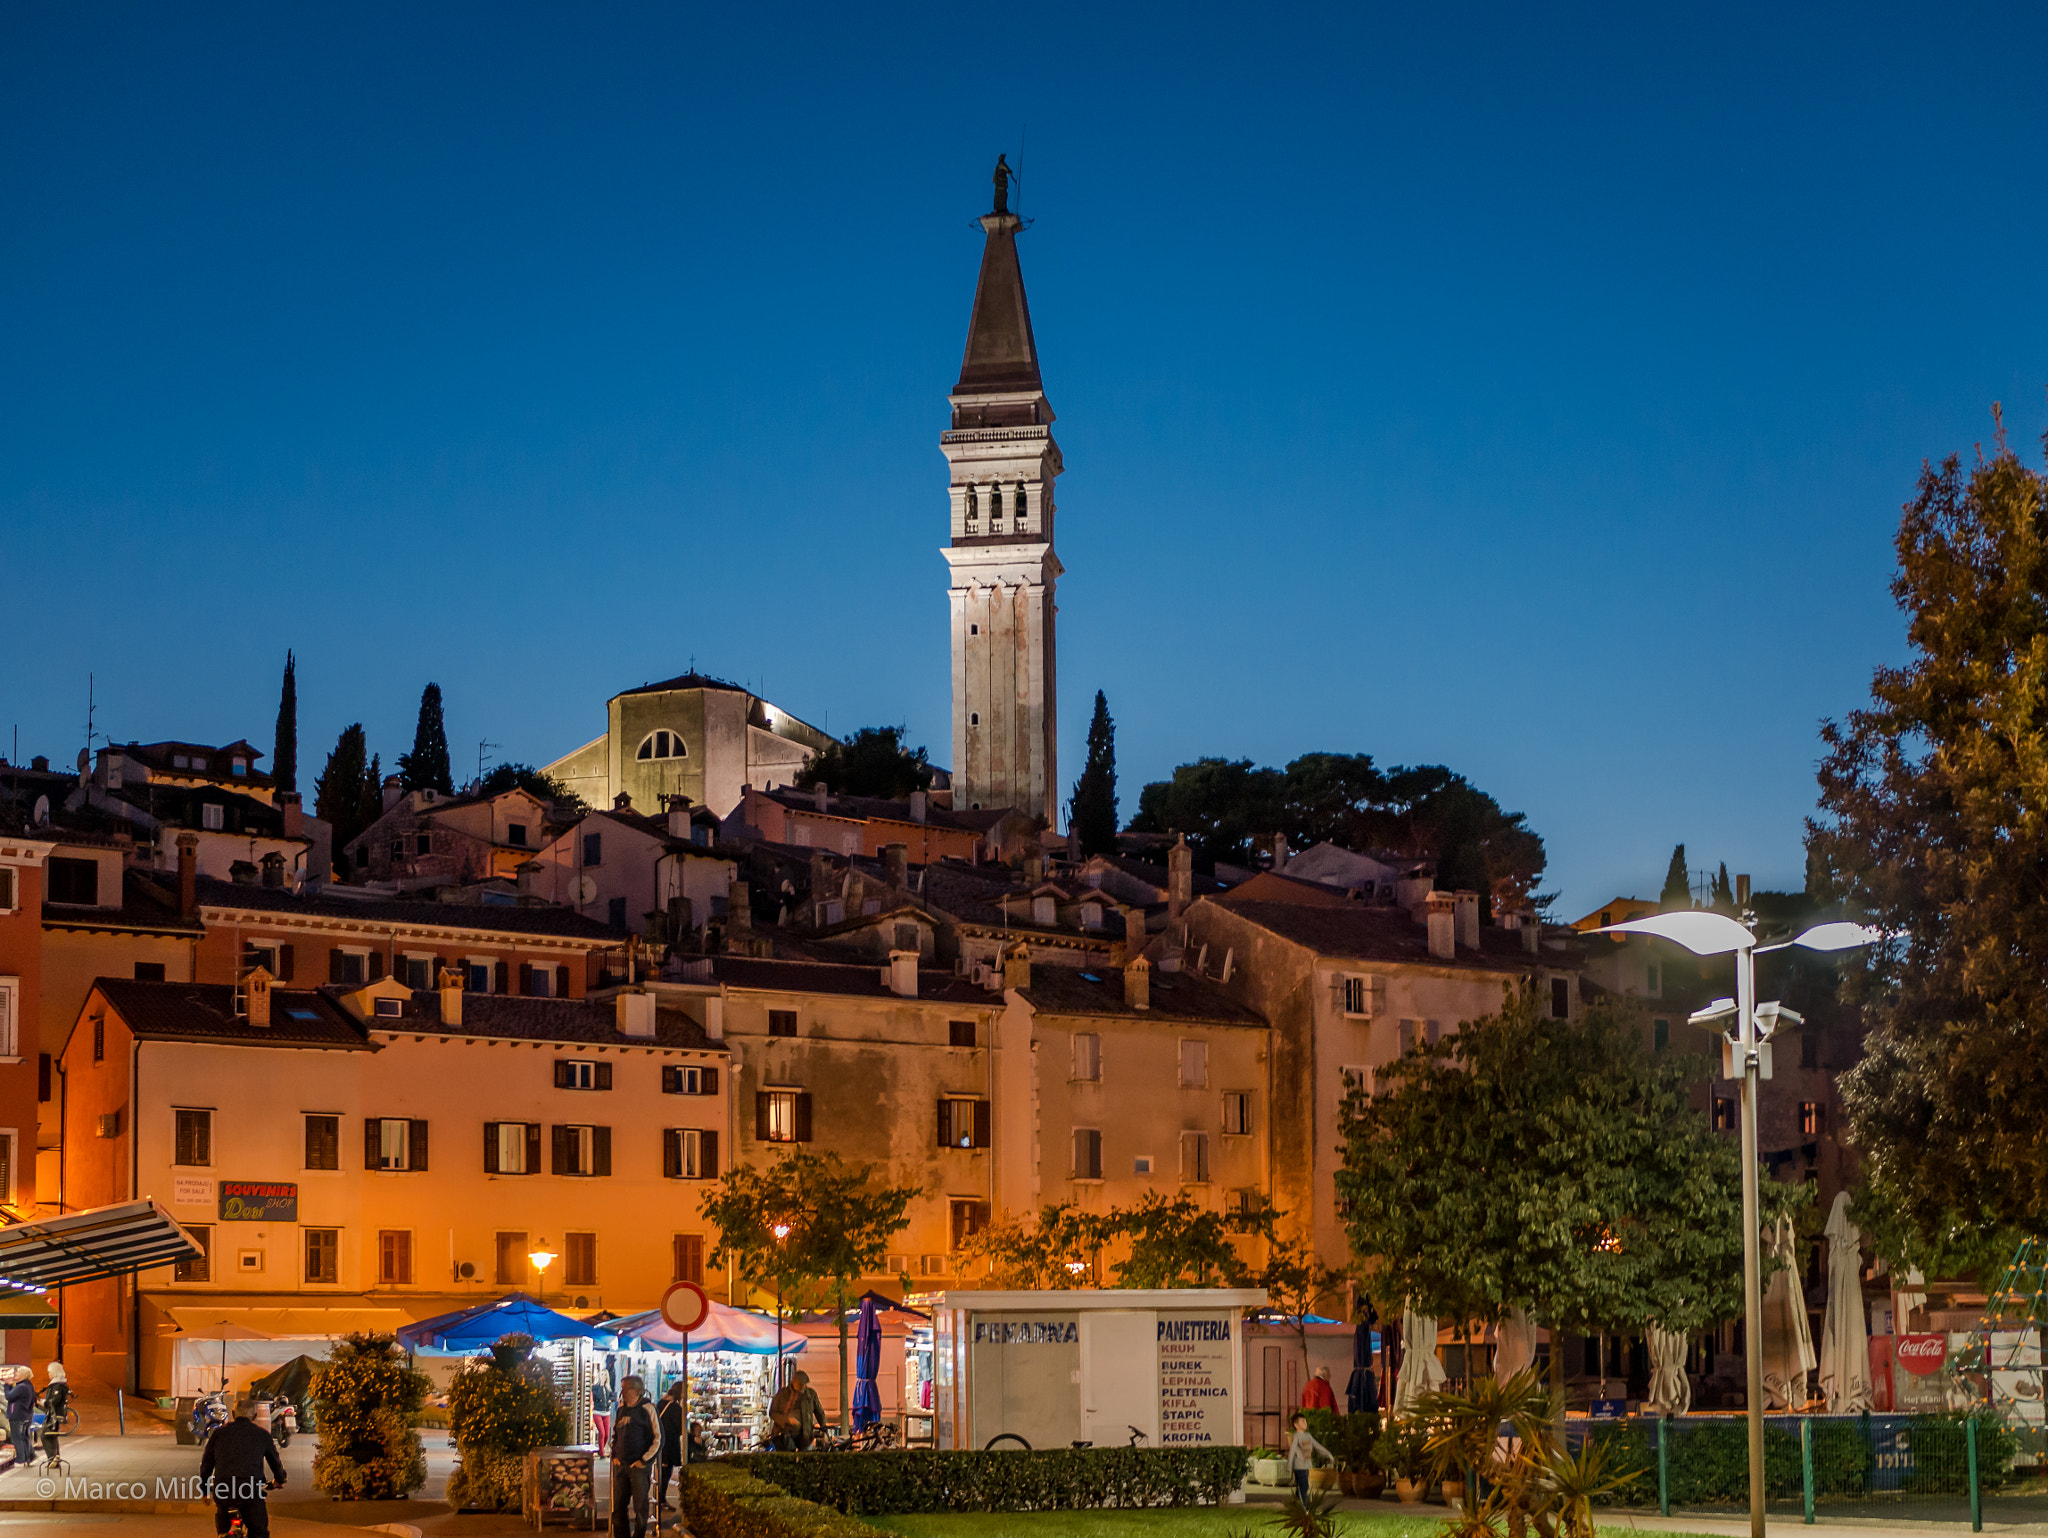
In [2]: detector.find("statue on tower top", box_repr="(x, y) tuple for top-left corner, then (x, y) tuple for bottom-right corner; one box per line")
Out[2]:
(991, 154), (1013, 215)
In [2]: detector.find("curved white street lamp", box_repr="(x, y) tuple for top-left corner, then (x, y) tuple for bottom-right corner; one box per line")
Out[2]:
(1598, 913), (1880, 1538)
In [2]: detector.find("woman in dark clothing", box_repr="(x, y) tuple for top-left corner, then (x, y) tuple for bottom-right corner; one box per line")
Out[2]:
(655, 1382), (684, 1508)
(4, 1371), (33, 1468)
(37, 1366), (71, 1468)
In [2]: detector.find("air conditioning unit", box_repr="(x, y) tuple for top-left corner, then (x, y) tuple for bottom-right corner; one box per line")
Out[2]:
(883, 1254), (909, 1276)
(919, 1254), (948, 1277)
(96, 1113), (120, 1139)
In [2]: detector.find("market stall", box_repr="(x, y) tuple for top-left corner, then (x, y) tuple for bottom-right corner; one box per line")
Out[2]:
(790, 1292), (930, 1432)
(398, 1292), (617, 1446)
(608, 1300), (805, 1452)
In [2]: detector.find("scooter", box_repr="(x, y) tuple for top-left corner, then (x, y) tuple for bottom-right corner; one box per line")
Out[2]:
(191, 1391), (230, 1445)
(273, 1395), (297, 1448)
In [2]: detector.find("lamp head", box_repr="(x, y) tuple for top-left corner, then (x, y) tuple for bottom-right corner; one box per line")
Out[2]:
(772, 1223), (792, 1242)
(529, 1239), (558, 1271)
(1689, 997), (1737, 1027)
(1596, 911), (1754, 956)
(1791, 921), (1883, 952)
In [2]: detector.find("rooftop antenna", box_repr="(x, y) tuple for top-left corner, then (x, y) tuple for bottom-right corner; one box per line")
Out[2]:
(1015, 124), (1027, 220)
(478, 740), (501, 783)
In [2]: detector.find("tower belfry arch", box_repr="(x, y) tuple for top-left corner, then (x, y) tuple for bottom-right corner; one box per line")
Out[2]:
(942, 160), (1062, 826)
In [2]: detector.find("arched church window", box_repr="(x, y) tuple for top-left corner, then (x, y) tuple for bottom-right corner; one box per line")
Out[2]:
(988, 485), (1004, 522)
(636, 729), (688, 762)
(1013, 483), (1029, 528)
(969, 713), (980, 727)
(965, 485), (978, 518)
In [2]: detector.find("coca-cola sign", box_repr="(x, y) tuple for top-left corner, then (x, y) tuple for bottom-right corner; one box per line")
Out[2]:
(1896, 1334), (1948, 1376)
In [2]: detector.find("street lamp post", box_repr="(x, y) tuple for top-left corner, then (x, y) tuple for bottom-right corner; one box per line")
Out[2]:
(1599, 911), (1878, 1538)
(530, 1237), (559, 1305)
(771, 1223), (792, 1396)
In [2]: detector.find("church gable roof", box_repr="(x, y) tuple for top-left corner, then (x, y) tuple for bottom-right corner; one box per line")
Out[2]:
(954, 218), (1042, 397)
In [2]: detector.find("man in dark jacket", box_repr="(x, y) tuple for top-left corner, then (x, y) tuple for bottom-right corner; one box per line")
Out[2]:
(655, 1382), (684, 1509)
(608, 1375), (656, 1538)
(199, 1400), (286, 1538)
(4, 1371), (33, 1468)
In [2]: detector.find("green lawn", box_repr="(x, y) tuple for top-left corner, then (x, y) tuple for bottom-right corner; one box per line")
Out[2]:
(866, 1511), (1729, 1538)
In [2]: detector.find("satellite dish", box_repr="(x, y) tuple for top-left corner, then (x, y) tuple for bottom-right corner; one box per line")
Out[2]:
(576, 876), (599, 905)
(76, 749), (90, 774)
(32, 796), (49, 826)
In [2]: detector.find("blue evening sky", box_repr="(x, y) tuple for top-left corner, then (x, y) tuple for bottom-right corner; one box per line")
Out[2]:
(5, 4), (2045, 916)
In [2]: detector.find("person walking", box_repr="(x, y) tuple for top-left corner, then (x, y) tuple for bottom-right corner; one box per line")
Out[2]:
(788, 1371), (825, 1452)
(590, 1369), (615, 1456)
(655, 1382), (684, 1509)
(36, 1365), (70, 1468)
(608, 1374), (657, 1538)
(4, 1370), (33, 1470)
(1299, 1365), (1337, 1411)
(199, 1399), (286, 1538)
(1285, 1411), (1334, 1506)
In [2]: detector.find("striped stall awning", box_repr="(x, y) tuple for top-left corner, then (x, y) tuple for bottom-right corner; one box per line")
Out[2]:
(0, 1200), (202, 1290)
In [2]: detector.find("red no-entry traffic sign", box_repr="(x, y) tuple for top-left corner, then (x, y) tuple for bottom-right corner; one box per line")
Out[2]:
(661, 1279), (710, 1334)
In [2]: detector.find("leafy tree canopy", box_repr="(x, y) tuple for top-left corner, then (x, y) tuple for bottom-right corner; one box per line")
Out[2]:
(1335, 987), (1805, 1335)
(796, 726), (932, 799)
(1068, 691), (1119, 856)
(476, 762), (586, 820)
(1811, 421), (2048, 1238)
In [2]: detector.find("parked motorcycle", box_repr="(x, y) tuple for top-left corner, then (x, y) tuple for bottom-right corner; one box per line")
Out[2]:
(191, 1391), (230, 1446)
(273, 1395), (297, 1448)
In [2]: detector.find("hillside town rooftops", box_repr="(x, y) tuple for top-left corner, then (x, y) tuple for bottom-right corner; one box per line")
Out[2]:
(1017, 965), (1265, 1027)
(44, 871), (205, 936)
(84, 979), (371, 1051)
(705, 955), (997, 1007)
(350, 989), (724, 1050)
(1213, 897), (1582, 973)
(193, 876), (617, 941)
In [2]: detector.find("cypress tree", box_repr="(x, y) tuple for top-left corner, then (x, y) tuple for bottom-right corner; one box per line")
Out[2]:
(314, 725), (369, 873)
(398, 683), (453, 794)
(1710, 861), (1735, 913)
(272, 650), (298, 795)
(1658, 844), (1691, 909)
(362, 752), (383, 833)
(1068, 691), (1119, 857)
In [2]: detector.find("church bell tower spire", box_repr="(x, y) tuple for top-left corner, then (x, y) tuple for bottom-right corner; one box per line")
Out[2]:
(942, 158), (1063, 827)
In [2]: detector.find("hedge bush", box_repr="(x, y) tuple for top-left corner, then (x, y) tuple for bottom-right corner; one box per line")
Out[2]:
(681, 1463), (888, 1538)
(726, 1446), (1253, 1514)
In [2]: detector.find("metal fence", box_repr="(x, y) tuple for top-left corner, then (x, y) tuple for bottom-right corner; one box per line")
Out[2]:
(1585, 1412), (2043, 1531)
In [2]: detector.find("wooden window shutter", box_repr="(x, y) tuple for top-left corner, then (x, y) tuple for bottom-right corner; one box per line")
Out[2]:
(368, 951), (386, 982)
(662, 1066), (679, 1093)
(556, 965), (570, 998)
(554, 1060), (573, 1089)
(701, 1066), (718, 1095)
(935, 1099), (948, 1149)
(518, 962), (534, 996)
(330, 949), (347, 985)
(595, 1062), (613, 1091)
(494, 960), (509, 994)
(754, 1093), (770, 1141)
(663, 1129), (681, 1178)
(278, 943), (294, 981)
(484, 1122), (500, 1173)
(794, 1092), (813, 1143)
(592, 1126), (611, 1177)
(408, 1119), (428, 1171)
(552, 1125), (570, 1175)
(701, 1129), (718, 1178)
(364, 1118), (380, 1169)
(525, 1122), (542, 1174)
(973, 1098), (991, 1149)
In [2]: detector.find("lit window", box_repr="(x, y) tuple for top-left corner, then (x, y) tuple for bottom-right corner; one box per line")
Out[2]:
(938, 1096), (987, 1149)
(636, 730), (687, 762)
(759, 1089), (807, 1143)
(1713, 1098), (1737, 1132)
(232, 759), (247, 776)
(1799, 1102), (1825, 1137)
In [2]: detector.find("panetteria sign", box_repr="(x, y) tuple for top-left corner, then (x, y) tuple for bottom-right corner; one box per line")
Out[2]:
(1895, 1333), (1947, 1376)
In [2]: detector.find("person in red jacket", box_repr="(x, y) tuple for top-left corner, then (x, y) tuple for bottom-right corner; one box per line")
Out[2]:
(1299, 1366), (1338, 1411)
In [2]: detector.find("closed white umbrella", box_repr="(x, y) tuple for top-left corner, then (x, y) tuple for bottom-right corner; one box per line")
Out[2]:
(1759, 1213), (1816, 1409)
(1817, 1192), (1872, 1413)
(1492, 1308), (1537, 1382)
(1393, 1309), (1446, 1414)
(1646, 1325), (1691, 1414)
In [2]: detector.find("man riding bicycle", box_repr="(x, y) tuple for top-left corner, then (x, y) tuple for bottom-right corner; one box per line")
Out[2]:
(198, 1398), (286, 1537)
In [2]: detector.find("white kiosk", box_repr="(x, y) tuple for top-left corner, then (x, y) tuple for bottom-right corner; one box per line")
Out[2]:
(931, 1289), (1266, 1451)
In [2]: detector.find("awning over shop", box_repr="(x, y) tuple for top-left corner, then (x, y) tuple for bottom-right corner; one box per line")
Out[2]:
(397, 1292), (615, 1353)
(167, 1305), (417, 1339)
(609, 1301), (806, 1356)
(0, 1200), (199, 1289)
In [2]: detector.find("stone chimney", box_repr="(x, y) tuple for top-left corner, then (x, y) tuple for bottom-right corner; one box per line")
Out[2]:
(1167, 835), (1193, 921)
(1521, 911), (1541, 955)
(813, 782), (829, 813)
(245, 966), (273, 1028)
(613, 791), (633, 812)
(103, 749), (125, 791)
(1120, 904), (1147, 960)
(382, 774), (403, 812)
(261, 851), (286, 888)
(667, 798), (692, 839)
(1425, 891), (1457, 961)
(1271, 832), (1289, 873)
(726, 879), (752, 932)
(177, 832), (199, 918)
(887, 949), (918, 998)
(437, 966), (464, 1027)
(1123, 955), (1151, 1011)
(278, 791), (304, 839)
(908, 791), (926, 823)
(1022, 852), (1044, 884)
(882, 843), (908, 889)
(616, 990), (657, 1038)
(1454, 890), (1480, 950)
(1002, 941), (1031, 992)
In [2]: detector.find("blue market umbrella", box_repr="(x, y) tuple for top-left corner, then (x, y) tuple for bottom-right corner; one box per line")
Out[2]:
(850, 1296), (882, 1431)
(397, 1292), (612, 1352)
(1345, 1309), (1380, 1414)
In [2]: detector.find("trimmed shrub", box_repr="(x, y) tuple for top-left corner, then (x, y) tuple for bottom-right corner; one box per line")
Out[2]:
(683, 1463), (888, 1538)
(726, 1445), (1253, 1514)
(310, 1332), (431, 1500)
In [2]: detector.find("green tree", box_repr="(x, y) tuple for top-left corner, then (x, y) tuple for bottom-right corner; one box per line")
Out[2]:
(398, 682), (453, 794)
(701, 1149), (920, 1432)
(1068, 691), (1119, 856)
(1130, 758), (1285, 867)
(1659, 844), (1692, 910)
(309, 1332), (430, 1499)
(272, 649), (297, 796)
(1335, 988), (1803, 1356)
(959, 1202), (1116, 1288)
(476, 761), (587, 821)
(1108, 1191), (1258, 1288)
(445, 1333), (571, 1510)
(1709, 862), (1734, 914)
(796, 726), (932, 800)
(1278, 752), (1384, 851)
(314, 724), (372, 876)
(1810, 422), (2048, 1238)
(1251, 1225), (1351, 1387)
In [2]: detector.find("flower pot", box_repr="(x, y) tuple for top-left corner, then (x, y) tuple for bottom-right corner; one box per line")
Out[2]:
(1394, 1477), (1425, 1504)
(1441, 1480), (1465, 1508)
(1251, 1457), (1288, 1486)
(1307, 1468), (1339, 1493)
(1342, 1470), (1388, 1499)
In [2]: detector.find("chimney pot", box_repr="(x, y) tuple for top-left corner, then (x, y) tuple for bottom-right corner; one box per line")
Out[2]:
(1521, 912), (1541, 955)
(177, 832), (199, 918)
(1425, 891), (1457, 961)
(887, 949), (918, 998)
(616, 990), (658, 1038)
(382, 774), (403, 812)
(1167, 835), (1193, 921)
(909, 791), (927, 824)
(1454, 890), (1481, 950)
(245, 966), (273, 1028)
(883, 843), (908, 888)
(437, 967), (464, 1027)
(667, 802), (691, 839)
(1271, 831), (1288, 873)
(814, 782), (829, 813)
(726, 878), (752, 932)
(1002, 941), (1031, 992)
(1123, 956), (1151, 1011)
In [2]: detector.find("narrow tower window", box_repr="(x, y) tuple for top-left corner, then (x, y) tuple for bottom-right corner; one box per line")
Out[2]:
(965, 485), (978, 522)
(988, 484), (1002, 519)
(1014, 483), (1029, 530)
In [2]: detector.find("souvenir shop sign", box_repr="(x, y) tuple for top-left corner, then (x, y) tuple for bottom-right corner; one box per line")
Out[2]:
(219, 1181), (297, 1222)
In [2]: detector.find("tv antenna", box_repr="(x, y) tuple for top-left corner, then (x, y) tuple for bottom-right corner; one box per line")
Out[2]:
(478, 740), (502, 784)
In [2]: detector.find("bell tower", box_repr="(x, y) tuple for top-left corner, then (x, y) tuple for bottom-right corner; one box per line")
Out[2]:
(942, 163), (1063, 825)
